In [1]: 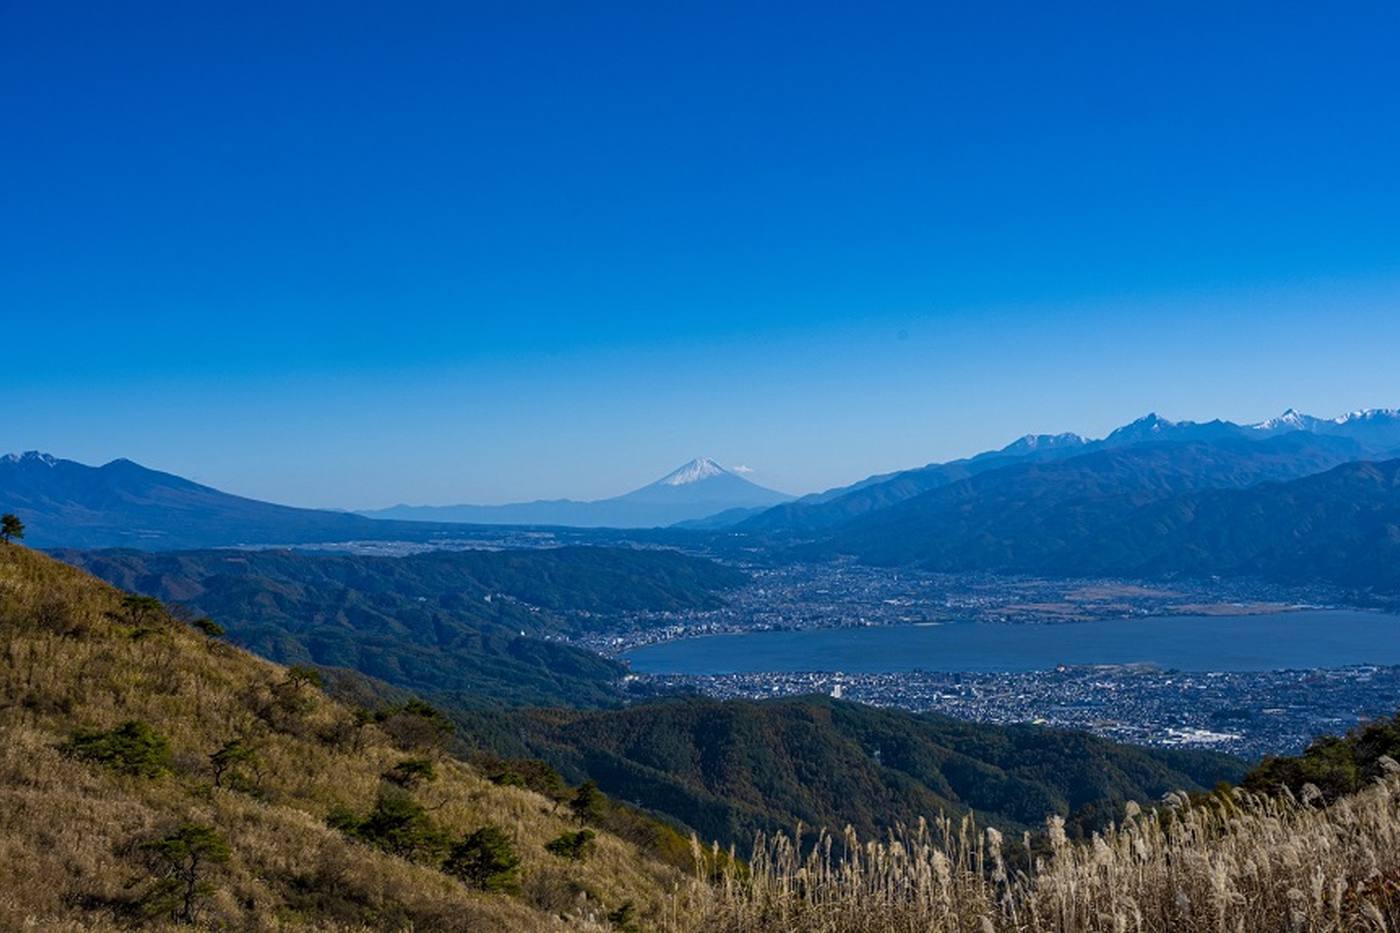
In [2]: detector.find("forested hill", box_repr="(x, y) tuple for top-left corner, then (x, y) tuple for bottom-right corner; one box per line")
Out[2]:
(57, 546), (745, 707)
(813, 455), (1400, 600)
(463, 696), (1247, 853)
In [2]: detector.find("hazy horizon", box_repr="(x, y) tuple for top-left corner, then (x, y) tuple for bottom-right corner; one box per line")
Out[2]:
(7, 4), (1400, 508)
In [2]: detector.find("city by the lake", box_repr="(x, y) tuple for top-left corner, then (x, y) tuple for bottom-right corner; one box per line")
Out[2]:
(625, 610), (1400, 675)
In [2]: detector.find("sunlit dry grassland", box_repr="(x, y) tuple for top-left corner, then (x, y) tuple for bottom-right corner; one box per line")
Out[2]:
(0, 545), (684, 930)
(684, 758), (1400, 932)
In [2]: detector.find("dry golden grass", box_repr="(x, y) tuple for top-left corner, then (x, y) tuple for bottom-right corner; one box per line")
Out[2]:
(680, 766), (1400, 932)
(0, 545), (683, 930)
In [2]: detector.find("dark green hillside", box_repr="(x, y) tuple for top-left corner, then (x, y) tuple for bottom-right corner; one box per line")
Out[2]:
(465, 696), (1246, 853)
(1244, 711), (1400, 802)
(59, 546), (744, 706)
(825, 455), (1400, 601)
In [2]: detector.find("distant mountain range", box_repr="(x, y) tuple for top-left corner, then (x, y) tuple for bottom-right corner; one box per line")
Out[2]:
(0, 451), (791, 548)
(0, 451), (467, 549)
(361, 457), (793, 528)
(6, 409), (1399, 558)
(735, 408), (1400, 534)
(716, 408), (1400, 600)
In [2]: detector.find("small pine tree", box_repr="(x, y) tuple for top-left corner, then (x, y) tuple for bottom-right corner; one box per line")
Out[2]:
(383, 757), (437, 789)
(375, 699), (455, 751)
(139, 823), (230, 925)
(209, 738), (257, 789)
(62, 720), (173, 777)
(443, 825), (521, 893)
(545, 829), (596, 862)
(0, 513), (23, 543)
(343, 789), (451, 863)
(121, 594), (166, 628)
(191, 617), (225, 638)
(570, 779), (605, 823)
(284, 665), (324, 691)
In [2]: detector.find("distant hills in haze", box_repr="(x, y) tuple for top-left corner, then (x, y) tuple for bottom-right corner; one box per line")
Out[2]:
(0, 451), (791, 548)
(5, 409), (1400, 566)
(361, 457), (793, 528)
(735, 408), (1400, 534)
(724, 408), (1400, 601)
(0, 451), (456, 549)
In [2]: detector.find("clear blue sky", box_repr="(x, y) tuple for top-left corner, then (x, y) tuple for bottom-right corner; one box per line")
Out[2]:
(5, 2), (1400, 507)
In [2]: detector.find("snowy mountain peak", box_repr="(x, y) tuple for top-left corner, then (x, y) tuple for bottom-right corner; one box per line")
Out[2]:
(1333, 408), (1400, 424)
(999, 432), (1086, 454)
(659, 457), (729, 486)
(2, 451), (58, 467)
(1251, 408), (1313, 431)
(1132, 412), (1174, 430)
(1103, 412), (1179, 443)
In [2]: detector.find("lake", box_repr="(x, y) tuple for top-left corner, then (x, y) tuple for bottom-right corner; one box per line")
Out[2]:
(624, 610), (1400, 674)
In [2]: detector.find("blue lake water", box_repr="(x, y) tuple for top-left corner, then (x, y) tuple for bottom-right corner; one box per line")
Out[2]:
(624, 610), (1400, 674)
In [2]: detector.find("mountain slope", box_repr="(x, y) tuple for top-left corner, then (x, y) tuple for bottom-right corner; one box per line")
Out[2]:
(822, 453), (1400, 599)
(478, 696), (1246, 854)
(57, 545), (745, 707)
(0, 450), (471, 549)
(740, 409), (1400, 535)
(365, 458), (793, 528)
(1081, 458), (1400, 592)
(0, 544), (688, 930)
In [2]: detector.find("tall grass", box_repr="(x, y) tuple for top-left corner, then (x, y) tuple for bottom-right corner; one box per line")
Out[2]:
(683, 766), (1400, 932)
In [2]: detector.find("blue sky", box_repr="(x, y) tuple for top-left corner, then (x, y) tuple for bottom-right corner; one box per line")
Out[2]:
(5, 2), (1400, 507)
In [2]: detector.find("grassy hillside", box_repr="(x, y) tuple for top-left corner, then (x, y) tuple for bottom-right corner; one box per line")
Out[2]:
(458, 696), (1246, 854)
(58, 546), (744, 706)
(0, 544), (691, 930)
(695, 770), (1400, 931)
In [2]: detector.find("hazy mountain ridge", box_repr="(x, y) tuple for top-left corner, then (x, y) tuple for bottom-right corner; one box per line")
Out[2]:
(362, 457), (793, 528)
(816, 452), (1400, 599)
(0, 450), (473, 549)
(739, 410), (1395, 534)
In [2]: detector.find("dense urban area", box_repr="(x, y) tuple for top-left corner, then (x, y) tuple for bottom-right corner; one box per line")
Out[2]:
(572, 560), (1397, 759)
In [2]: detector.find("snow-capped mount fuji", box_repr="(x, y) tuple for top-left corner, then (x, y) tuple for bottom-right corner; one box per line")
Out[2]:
(658, 457), (728, 486)
(362, 458), (793, 528)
